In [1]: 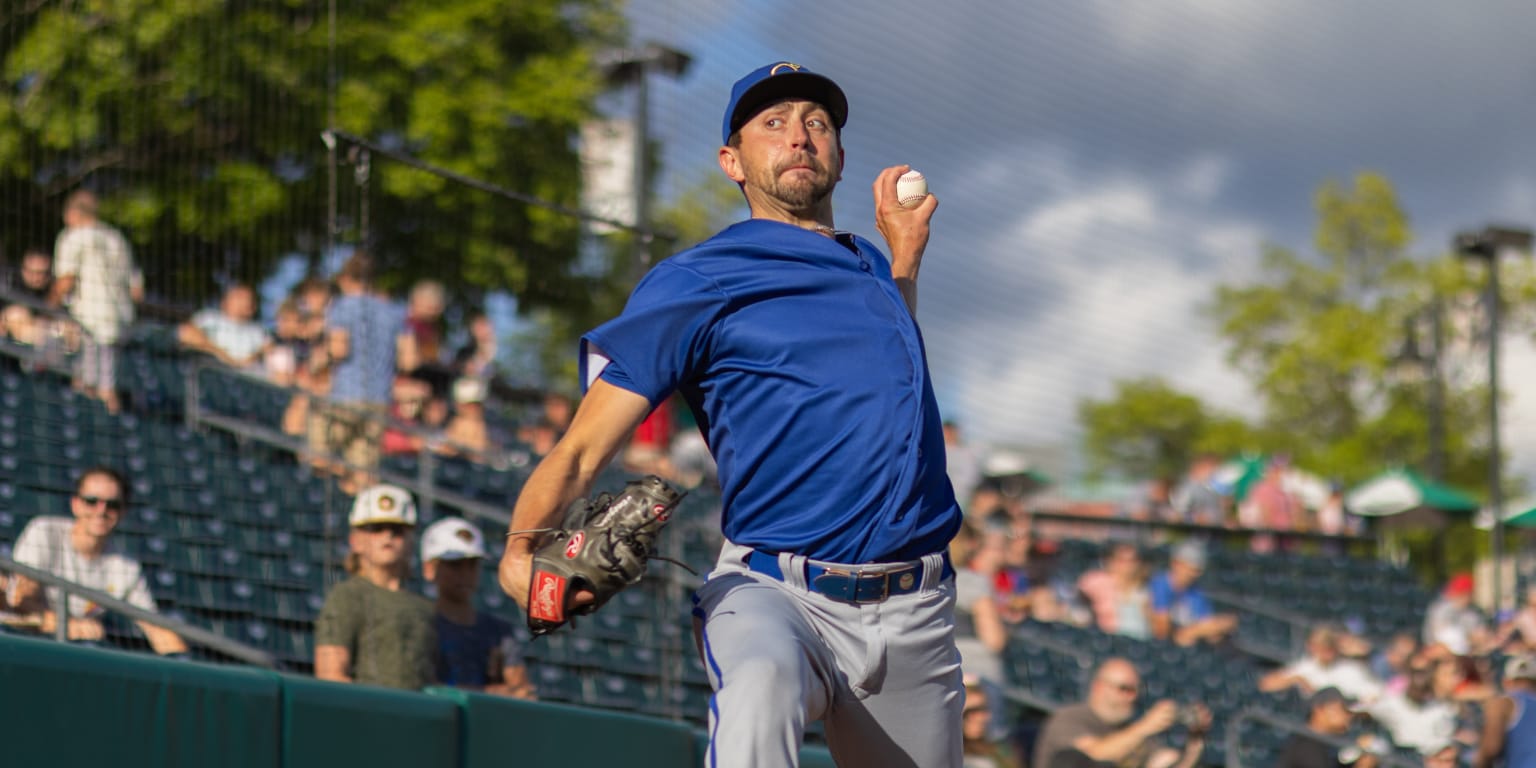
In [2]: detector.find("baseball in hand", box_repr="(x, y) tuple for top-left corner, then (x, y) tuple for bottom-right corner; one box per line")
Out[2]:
(896, 170), (928, 208)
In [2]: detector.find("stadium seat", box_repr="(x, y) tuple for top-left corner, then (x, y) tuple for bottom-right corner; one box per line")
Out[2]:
(529, 663), (583, 703)
(589, 673), (649, 711)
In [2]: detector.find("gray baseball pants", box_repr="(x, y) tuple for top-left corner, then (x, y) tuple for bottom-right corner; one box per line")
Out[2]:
(692, 540), (964, 767)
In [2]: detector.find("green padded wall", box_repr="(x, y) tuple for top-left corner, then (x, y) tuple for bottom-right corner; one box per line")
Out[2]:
(282, 675), (461, 768)
(428, 687), (697, 768)
(0, 633), (281, 768)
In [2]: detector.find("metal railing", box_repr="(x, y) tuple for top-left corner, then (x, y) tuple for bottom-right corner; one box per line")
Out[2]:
(0, 552), (278, 668)
(183, 358), (516, 528)
(1204, 587), (1317, 663)
(1223, 707), (1418, 768)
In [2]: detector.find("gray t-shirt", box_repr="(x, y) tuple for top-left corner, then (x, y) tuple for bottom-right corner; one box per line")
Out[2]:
(314, 575), (437, 690)
(8, 516), (155, 617)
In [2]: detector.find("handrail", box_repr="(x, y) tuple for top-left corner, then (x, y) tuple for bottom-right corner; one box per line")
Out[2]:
(1007, 622), (1096, 701)
(1204, 587), (1316, 662)
(183, 358), (518, 528)
(0, 553), (278, 669)
(1029, 509), (1375, 550)
(1224, 707), (1419, 768)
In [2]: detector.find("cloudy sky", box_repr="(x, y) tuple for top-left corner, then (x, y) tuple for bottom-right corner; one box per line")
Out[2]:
(619, 0), (1536, 491)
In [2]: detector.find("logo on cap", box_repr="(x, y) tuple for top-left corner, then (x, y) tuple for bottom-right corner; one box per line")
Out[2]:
(455, 528), (474, 543)
(377, 494), (395, 511)
(770, 62), (802, 75)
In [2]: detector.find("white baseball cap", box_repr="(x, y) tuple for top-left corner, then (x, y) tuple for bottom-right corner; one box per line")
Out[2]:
(348, 484), (418, 527)
(420, 517), (487, 562)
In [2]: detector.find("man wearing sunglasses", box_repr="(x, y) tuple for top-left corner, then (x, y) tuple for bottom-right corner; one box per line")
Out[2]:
(7, 466), (188, 655)
(1033, 658), (1209, 768)
(313, 483), (437, 690)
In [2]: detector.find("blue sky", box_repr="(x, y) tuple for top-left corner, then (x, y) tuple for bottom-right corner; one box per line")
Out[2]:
(619, 0), (1536, 492)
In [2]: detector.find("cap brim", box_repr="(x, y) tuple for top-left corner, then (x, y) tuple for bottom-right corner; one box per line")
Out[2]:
(427, 551), (484, 561)
(351, 516), (415, 527)
(728, 72), (848, 140)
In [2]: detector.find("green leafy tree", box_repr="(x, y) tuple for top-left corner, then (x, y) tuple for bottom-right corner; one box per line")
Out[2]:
(1078, 376), (1259, 482)
(0, 0), (623, 307)
(1208, 171), (1527, 489)
(521, 170), (745, 390)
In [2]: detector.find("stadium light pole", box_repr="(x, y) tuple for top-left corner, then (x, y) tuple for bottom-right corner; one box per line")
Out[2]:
(1455, 224), (1534, 617)
(597, 43), (694, 278)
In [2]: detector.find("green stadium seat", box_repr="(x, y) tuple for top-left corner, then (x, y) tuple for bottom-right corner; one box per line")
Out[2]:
(590, 673), (649, 711)
(528, 663), (583, 703)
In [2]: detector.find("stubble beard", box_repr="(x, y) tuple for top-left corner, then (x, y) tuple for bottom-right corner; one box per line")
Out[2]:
(759, 157), (836, 211)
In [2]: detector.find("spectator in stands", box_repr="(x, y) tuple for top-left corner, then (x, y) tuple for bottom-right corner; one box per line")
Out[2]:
(452, 310), (500, 382)
(1371, 632), (1420, 695)
(313, 484), (436, 690)
(6, 467), (188, 655)
(398, 279), (453, 396)
(381, 376), (434, 456)
(1474, 655), (1536, 767)
(1490, 584), (1536, 653)
(1078, 543), (1153, 640)
(440, 377), (491, 461)
(1148, 540), (1237, 647)
(950, 519), (1008, 691)
(177, 283), (270, 370)
(420, 517), (534, 698)
(961, 681), (1022, 768)
(51, 190), (140, 414)
(1277, 687), (1382, 768)
(1170, 454), (1227, 526)
(1033, 658), (1209, 768)
(1260, 625), (1383, 702)
(994, 511), (1064, 624)
(307, 253), (406, 492)
(2, 247), (55, 346)
(280, 280), (334, 438)
(263, 299), (304, 387)
(1423, 573), (1487, 656)
(1366, 662), (1460, 755)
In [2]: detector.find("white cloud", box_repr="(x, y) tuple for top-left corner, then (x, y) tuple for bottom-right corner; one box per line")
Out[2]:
(922, 153), (1262, 449)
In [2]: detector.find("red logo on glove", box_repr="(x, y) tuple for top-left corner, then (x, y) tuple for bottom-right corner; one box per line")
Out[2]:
(655, 504), (670, 522)
(530, 572), (566, 623)
(564, 531), (585, 559)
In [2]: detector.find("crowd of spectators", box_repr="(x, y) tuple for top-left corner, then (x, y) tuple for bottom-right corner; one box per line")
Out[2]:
(308, 483), (533, 697)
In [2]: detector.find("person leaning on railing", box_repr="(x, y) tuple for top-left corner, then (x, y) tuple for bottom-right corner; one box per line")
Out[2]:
(5, 466), (188, 655)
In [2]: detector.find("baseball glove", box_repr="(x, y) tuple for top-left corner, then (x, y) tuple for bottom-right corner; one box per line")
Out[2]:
(524, 475), (686, 635)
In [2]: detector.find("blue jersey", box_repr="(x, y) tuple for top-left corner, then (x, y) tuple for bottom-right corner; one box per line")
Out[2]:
(582, 219), (960, 564)
(1507, 690), (1536, 767)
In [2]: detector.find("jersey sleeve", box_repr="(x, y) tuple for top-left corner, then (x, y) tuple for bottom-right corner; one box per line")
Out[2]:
(580, 261), (727, 405)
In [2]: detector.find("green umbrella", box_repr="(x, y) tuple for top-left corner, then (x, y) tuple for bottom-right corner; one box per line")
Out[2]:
(1345, 468), (1480, 518)
(1500, 498), (1536, 528)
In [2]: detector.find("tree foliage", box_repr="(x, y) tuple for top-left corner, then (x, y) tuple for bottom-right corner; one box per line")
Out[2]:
(1078, 377), (1257, 482)
(0, 0), (624, 308)
(1083, 171), (1536, 491)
